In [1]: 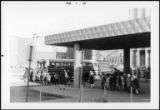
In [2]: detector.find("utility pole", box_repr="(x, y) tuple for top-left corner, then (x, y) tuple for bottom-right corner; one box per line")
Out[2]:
(26, 45), (33, 102)
(79, 50), (84, 102)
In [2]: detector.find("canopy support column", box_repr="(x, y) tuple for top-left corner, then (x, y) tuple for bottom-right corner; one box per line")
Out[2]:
(123, 48), (130, 74)
(145, 48), (150, 69)
(74, 43), (82, 88)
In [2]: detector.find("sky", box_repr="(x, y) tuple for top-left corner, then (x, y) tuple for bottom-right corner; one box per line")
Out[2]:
(2, 1), (130, 38)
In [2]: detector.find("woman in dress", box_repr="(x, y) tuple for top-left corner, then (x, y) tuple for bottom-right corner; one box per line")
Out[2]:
(89, 71), (95, 88)
(24, 67), (28, 82)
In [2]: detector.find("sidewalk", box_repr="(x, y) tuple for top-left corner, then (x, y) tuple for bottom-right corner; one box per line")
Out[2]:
(10, 69), (150, 102)
(10, 80), (150, 103)
(29, 83), (150, 102)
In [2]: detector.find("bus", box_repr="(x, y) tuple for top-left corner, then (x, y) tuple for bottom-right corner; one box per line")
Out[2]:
(37, 59), (100, 80)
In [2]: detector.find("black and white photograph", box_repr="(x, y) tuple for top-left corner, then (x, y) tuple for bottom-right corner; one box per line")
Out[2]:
(1, 1), (159, 109)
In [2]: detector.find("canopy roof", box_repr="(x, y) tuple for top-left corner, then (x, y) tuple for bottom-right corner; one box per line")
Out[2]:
(45, 17), (150, 50)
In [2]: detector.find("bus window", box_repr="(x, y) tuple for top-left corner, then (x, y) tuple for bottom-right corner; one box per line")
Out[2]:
(63, 63), (65, 66)
(49, 62), (54, 66)
(82, 63), (85, 66)
(93, 63), (98, 67)
(56, 63), (60, 67)
(66, 63), (70, 66)
(71, 63), (74, 66)
(52, 62), (55, 66)
(84, 63), (92, 66)
(61, 63), (64, 66)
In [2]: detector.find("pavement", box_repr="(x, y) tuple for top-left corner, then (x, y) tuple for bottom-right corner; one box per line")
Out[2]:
(10, 80), (150, 103)
(10, 69), (150, 103)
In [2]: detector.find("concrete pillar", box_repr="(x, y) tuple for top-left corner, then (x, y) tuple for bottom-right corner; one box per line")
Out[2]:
(74, 43), (82, 88)
(134, 8), (138, 19)
(136, 49), (141, 68)
(130, 49), (134, 69)
(129, 8), (147, 19)
(132, 49), (137, 69)
(148, 50), (151, 68)
(123, 48), (130, 74)
(145, 48), (150, 68)
(92, 50), (96, 61)
(137, 8), (146, 18)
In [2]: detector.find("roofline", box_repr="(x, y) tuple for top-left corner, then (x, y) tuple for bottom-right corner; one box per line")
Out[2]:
(45, 17), (150, 45)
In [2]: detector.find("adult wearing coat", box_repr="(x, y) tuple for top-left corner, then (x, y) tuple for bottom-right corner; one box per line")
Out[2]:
(101, 73), (106, 90)
(89, 71), (95, 88)
(59, 69), (66, 90)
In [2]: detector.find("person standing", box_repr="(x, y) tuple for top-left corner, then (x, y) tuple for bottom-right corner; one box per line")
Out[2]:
(109, 74), (114, 91)
(29, 69), (33, 82)
(64, 69), (69, 85)
(132, 74), (140, 94)
(36, 70), (41, 82)
(50, 73), (54, 85)
(89, 71), (95, 88)
(32, 69), (36, 82)
(101, 73), (106, 90)
(113, 68), (118, 91)
(117, 75), (123, 91)
(123, 73), (127, 92)
(40, 71), (43, 84)
(24, 67), (28, 82)
(67, 70), (72, 85)
(46, 72), (51, 85)
(126, 74), (131, 92)
(43, 69), (47, 84)
(59, 69), (66, 90)
(54, 73), (59, 85)
(105, 74), (110, 89)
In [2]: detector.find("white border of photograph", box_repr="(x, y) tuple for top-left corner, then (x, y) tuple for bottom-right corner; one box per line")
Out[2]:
(1, 1), (159, 109)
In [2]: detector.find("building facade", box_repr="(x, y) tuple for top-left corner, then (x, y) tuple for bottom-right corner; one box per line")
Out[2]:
(129, 8), (151, 70)
(104, 50), (123, 66)
(56, 47), (92, 60)
(10, 36), (33, 68)
(99, 48), (150, 70)
(96, 8), (151, 71)
(130, 48), (150, 69)
(10, 36), (57, 68)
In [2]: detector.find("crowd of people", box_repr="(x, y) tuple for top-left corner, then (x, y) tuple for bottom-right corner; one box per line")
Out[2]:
(24, 67), (97, 89)
(24, 67), (145, 94)
(101, 68), (140, 95)
(24, 67), (73, 90)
